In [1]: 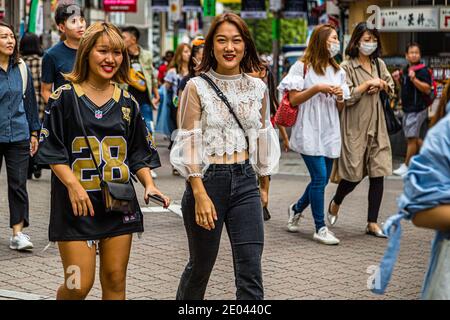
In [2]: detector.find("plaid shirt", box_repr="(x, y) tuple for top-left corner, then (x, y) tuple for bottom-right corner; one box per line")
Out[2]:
(22, 54), (45, 120)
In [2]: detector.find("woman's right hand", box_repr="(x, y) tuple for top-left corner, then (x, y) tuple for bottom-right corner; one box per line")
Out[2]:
(194, 193), (217, 231)
(315, 83), (334, 95)
(67, 182), (95, 217)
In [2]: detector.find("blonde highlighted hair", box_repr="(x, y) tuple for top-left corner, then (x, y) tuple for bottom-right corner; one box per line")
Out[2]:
(65, 22), (130, 84)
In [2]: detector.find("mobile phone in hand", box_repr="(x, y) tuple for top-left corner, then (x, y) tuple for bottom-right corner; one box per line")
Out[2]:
(147, 193), (166, 206)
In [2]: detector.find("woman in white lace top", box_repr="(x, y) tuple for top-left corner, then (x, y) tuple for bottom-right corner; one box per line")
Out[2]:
(170, 13), (280, 300)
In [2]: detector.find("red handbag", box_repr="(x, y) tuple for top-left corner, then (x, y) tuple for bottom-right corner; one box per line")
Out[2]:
(274, 64), (307, 128)
(274, 91), (298, 127)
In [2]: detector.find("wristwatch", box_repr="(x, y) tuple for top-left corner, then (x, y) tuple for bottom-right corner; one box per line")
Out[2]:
(31, 133), (39, 138)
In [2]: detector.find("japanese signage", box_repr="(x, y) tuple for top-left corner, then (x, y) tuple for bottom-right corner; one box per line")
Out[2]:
(283, 0), (308, 19)
(380, 7), (439, 32)
(103, 0), (137, 12)
(440, 7), (450, 31)
(151, 0), (169, 13)
(183, 0), (202, 12)
(241, 0), (267, 19)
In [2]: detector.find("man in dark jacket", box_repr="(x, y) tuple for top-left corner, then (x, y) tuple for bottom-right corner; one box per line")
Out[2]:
(393, 43), (432, 176)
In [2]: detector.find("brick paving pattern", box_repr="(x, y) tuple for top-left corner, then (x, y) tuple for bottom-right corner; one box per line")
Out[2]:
(0, 137), (433, 300)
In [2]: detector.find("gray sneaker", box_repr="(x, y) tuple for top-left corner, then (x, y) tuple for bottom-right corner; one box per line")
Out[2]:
(287, 203), (302, 232)
(10, 232), (34, 251)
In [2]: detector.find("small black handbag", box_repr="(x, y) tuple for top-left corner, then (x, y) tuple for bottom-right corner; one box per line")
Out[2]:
(72, 90), (136, 214)
(375, 59), (402, 135)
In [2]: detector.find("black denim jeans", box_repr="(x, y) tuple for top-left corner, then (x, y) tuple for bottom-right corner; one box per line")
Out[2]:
(0, 140), (30, 228)
(176, 161), (264, 300)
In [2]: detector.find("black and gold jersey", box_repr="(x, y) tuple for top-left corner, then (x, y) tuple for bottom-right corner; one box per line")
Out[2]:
(37, 83), (160, 241)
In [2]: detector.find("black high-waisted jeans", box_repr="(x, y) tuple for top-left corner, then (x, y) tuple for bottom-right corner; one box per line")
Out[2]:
(176, 161), (264, 300)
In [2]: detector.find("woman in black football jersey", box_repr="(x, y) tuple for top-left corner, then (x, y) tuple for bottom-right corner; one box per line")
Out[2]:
(37, 22), (170, 300)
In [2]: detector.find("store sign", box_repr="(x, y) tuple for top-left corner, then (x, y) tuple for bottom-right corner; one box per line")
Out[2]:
(380, 7), (439, 32)
(183, 0), (201, 12)
(0, 0), (4, 19)
(270, 0), (282, 12)
(440, 7), (450, 31)
(283, 0), (308, 19)
(151, 0), (169, 13)
(169, 0), (181, 22)
(241, 0), (267, 19)
(103, 0), (137, 12)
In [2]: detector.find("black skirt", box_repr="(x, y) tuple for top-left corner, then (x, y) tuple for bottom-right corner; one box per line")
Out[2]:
(48, 175), (144, 242)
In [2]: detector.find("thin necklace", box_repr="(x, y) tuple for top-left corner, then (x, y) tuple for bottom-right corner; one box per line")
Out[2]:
(86, 81), (110, 91)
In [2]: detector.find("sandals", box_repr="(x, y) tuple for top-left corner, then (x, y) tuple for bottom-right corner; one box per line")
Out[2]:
(327, 197), (339, 226)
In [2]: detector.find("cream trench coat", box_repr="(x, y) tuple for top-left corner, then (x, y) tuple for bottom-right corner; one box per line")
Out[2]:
(335, 57), (395, 182)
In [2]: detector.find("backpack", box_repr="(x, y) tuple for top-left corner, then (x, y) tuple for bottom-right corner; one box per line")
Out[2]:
(18, 58), (28, 97)
(408, 64), (437, 107)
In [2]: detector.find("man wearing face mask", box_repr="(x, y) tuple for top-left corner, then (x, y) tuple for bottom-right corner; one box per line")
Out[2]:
(41, 4), (86, 104)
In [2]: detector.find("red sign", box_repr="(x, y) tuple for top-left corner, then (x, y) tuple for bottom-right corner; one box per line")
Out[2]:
(103, 0), (137, 12)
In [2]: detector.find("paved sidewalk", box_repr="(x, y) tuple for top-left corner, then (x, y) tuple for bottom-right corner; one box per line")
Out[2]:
(0, 138), (433, 300)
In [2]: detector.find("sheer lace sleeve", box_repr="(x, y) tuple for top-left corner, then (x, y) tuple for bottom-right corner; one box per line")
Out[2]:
(252, 82), (281, 176)
(169, 80), (209, 179)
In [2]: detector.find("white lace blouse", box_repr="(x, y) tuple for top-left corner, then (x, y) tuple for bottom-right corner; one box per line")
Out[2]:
(170, 69), (281, 179)
(278, 61), (350, 158)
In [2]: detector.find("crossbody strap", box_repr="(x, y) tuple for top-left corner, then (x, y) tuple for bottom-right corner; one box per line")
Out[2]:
(72, 88), (104, 182)
(199, 73), (249, 147)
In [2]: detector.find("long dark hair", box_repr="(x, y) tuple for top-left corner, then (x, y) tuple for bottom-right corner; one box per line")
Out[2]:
(431, 81), (450, 126)
(0, 22), (20, 65)
(345, 22), (383, 59)
(198, 13), (261, 74)
(19, 32), (43, 56)
(188, 43), (204, 77)
(262, 62), (279, 116)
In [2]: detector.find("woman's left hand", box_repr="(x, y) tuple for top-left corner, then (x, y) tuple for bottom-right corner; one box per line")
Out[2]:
(144, 186), (171, 208)
(332, 86), (344, 101)
(260, 188), (269, 208)
(30, 136), (39, 156)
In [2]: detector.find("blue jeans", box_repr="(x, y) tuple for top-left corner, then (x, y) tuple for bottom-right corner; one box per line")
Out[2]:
(294, 154), (333, 232)
(140, 103), (153, 133)
(177, 161), (264, 300)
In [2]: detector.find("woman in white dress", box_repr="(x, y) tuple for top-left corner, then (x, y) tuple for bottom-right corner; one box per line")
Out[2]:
(278, 24), (349, 245)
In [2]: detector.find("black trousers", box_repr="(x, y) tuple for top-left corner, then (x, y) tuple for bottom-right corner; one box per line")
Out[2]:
(0, 140), (30, 228)
(177, 162), (264, 300)
(333, 177), (384, 223)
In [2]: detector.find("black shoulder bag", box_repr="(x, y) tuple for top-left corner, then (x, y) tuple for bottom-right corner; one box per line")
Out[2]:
(199, 73), (249, 147)
(72, 90), (136, 214)
(375, 59), (402, 135)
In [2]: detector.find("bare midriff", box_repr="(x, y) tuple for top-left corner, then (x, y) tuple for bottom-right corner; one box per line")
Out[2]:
(208, 150), (249, 164)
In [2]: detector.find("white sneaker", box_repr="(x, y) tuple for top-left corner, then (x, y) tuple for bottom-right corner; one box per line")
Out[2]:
(10, 232), (34, 251)
(151, 170), (158, 179)
(313, 226), (340, 245)
(393, 163), (408, 176)
(287, 203), (302, 233)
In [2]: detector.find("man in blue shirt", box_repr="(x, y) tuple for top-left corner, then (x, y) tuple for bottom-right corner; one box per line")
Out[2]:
(41, 3), (86, 104)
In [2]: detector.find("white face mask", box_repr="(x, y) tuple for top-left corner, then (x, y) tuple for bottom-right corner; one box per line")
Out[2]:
(328, 42), (340, 58)
(359, 42), (378, 56)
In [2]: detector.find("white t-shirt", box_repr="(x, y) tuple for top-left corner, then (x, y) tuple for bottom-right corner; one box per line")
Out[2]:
(278, 61), (350, 158)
